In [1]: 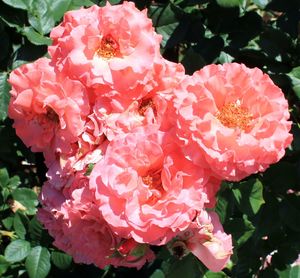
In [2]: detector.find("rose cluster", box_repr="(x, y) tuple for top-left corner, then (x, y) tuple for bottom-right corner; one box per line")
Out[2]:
(8, 1), (292, 272)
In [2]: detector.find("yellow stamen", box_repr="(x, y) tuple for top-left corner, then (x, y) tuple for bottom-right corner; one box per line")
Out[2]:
(96, 34), (119, 59)
(216, 101), (252, 131)
(142, 170), (162, 190)
(142, 169), (162, 204)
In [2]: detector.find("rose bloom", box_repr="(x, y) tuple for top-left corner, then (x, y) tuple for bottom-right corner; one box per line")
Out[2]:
(173, 63), (293, 181)
(90, 126), (218, 245)
(49, 1), (162, 96)
(172, 210), (233, 272)
(38, 178), (154, 269)
(45, 138), (108, 191)
(8, 58), (90, 154)
(92, 59), (185, 141)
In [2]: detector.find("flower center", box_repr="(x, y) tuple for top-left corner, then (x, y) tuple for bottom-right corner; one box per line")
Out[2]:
(46, 107), (59, 123)
(96, 34), (119, 59)
(142, 169), (162, 190)
(216, 101), (252, 131)
(142, 169), (163, 204)
(138, 98), (157, 116)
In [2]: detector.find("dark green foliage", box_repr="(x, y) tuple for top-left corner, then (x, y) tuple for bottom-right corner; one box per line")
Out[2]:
(0, 0), (299, 277)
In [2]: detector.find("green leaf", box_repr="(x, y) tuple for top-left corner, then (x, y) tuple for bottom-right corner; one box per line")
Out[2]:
(84, 163), (95, 176)
(2, 0), (31, 10)
(68, 0), (95, 9)
(215, 194), (229, 224)
(165, 254), (203, 278)
(4, 239), (31, 263)
(129, 244), (147, 257)
(232, 179), (265, 216)
(22, 27), (52, 46)
(215, 186), (235, 224)
(7, 176), (21, 190)
(109, 0), (122, 3)
(50, 0), (72, 21)
(12, 59), (28, 70)
(0, 256), (10, 276)
(203, 271), (228, 278)
(2, 216), (14, 230)
(157, 247), (172, 261)
(277, 266), (300, 278)
(28, 0), (55, 34)
(149, 4), (179, 48)
(25, 246), (51, 278)
(28, 216), (43, 243)
(0, 170), (20, 204)
(13, 212), (27, 239)
(150, 269), (165, 278)
(0, 73), (10, 121)
(12, 188), (38, 215)
(0, 168), (9, 187)
(170, 0), (203, 16)
(149, 4), (177, 27)
(216, 0), (244, 7)
(181, 46), (205, 75)
(290, 266), (300, 278)
(225, 217), (255, 248)
(252, 0), (271, 8)
(217, 51), (234, 63)
(0, 197), (9, 211)
(51, 251), (72, 270)
(157, 22), (179, 48)
(287, 67), (300, 100)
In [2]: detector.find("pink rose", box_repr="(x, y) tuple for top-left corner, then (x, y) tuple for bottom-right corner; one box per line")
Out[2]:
(46, 142), (107, 190)
(49, 2), (162, 95)
(8, 58), (90, 154)
(80, 113), (106, 147)
(91, 59), (185, 141)
(173, 63), (293, 181)
(38, 178), (154, 269)
(90, 126), (216, 245)
(174, 210), (233, 272)
(116, 238), (155, 267)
